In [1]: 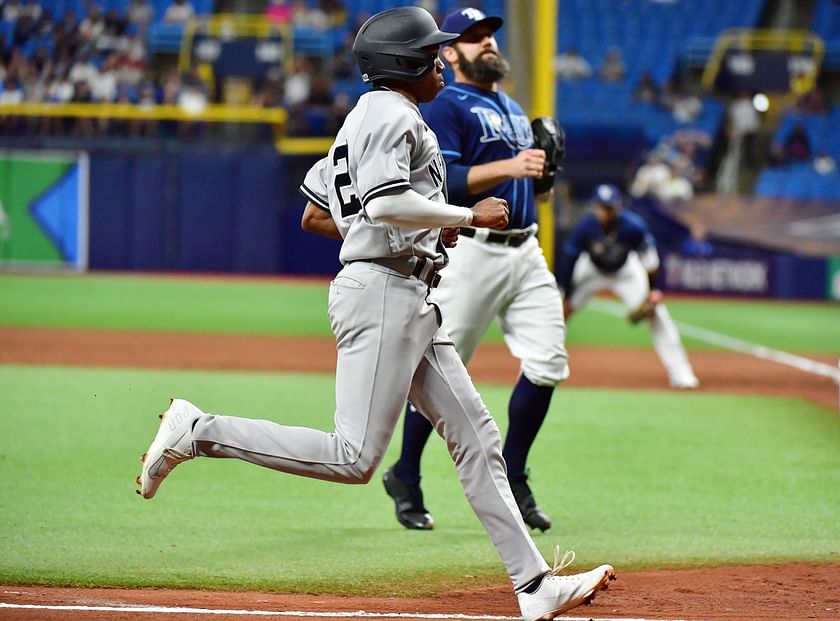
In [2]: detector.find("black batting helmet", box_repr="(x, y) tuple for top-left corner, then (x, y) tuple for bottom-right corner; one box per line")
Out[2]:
(353, 7), (459, 83)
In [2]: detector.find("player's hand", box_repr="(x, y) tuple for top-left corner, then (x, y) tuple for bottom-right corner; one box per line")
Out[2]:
(471, 197), (509, 229)
(441, 227), (460, 248)
(648, 289), (664, 304)
(509, 149), (547, 179)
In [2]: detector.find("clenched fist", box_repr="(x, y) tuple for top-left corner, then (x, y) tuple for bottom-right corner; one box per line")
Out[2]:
(471, 197), (509, 229)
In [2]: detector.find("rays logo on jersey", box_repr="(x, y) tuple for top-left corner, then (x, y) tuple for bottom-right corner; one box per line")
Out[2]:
(471, 106), (532, 150)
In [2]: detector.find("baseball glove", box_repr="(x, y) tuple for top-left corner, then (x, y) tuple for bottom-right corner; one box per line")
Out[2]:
(531, 116), (565, 194)
(627, 290), (663, 325)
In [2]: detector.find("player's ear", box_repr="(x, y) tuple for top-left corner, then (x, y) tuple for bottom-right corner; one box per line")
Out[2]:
(442, 45), (458, 65)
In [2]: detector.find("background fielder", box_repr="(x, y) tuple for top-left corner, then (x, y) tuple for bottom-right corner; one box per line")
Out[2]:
(384, 7), (568, 534)
(136, 7), (615, 620)
(560, 183), (699, 389)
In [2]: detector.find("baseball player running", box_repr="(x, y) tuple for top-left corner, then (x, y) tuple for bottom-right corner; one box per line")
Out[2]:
(136, 7), (615, 619)
(383, 7), (567, 534)
(560, 184), (699, 389)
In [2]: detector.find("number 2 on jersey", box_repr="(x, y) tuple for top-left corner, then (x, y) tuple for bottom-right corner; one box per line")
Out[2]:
(333, 144), (362, 218)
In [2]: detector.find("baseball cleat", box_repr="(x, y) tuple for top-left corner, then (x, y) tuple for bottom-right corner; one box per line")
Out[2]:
(382, 466), (434, 530)
(136, 398), (204, 500)
(509, 471), (552, 532)
(670, 374), (700, 390)
(517, 548), (616, 621)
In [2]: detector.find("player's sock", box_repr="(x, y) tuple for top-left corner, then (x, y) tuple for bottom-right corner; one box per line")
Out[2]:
(393, 403), (434, 485)
(503, 376), (554, 475)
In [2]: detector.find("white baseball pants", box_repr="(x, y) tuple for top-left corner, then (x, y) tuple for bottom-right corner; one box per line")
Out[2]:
(568, 251), (697, 385)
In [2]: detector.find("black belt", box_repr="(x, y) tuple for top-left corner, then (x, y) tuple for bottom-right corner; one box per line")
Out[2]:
(355, 257), (441, 288)
(461, 227), (534, 248)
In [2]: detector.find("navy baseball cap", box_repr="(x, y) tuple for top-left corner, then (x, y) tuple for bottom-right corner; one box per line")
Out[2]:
(440, 7), (503, 38)
(593, 184), (623, 209)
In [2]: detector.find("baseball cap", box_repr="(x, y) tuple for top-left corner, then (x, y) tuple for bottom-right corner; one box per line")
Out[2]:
(440, 7), (503, 38)
(592, 184), (623, 209)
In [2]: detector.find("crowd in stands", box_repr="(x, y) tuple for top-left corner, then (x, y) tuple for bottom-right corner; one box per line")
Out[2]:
(0, 0), (359, 139)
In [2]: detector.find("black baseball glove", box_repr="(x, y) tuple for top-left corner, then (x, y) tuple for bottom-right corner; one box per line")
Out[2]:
(530, 116), (566, 194)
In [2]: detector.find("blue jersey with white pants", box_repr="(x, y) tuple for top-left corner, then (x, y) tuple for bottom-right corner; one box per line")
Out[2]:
(419, 83), (568, 387)
(559, 208), (698, 388)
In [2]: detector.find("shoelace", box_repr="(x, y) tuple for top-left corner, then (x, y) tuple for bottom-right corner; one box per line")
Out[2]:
(549, 546), (576, 576)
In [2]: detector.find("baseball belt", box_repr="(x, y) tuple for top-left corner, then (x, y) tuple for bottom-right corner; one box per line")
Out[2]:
(460, 226), (535, 248)
(355, 256), (441, 288)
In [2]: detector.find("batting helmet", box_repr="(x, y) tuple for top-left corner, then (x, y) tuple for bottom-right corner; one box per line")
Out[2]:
(592, 184), (623, 210)
(353, 7), (459, 83)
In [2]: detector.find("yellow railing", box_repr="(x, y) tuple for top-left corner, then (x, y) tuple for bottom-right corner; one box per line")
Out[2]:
(0, 102), (341, 155)
(0, 102), (286, 123)
(702, 29), (825, 92)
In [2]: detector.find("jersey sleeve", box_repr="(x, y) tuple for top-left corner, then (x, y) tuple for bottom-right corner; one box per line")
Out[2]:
(299, 157), (329, 211)
(422, 96), (471, 204)
(353, 109), (414, 207)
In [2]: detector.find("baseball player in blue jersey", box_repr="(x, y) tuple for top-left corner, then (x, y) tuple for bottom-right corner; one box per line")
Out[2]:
(560, 184), (699, 389)
(383, 7), (568, 533)
(136, 8), (615, 618)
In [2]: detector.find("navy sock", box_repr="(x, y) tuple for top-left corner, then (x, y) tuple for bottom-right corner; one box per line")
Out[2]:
(503, 376), (555, 476)
(393, 403), (434, 485)
(519, 572), (548, 594)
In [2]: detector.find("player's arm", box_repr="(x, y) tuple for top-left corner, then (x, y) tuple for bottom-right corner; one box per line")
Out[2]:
(365, 189), (508, 229)
(558, 224), (586, 319)
(301, 202), (341, 240)
(465, 149), (547, 195)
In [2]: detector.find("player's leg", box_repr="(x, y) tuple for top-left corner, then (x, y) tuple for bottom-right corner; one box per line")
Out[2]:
(408, 332), (551, 586)
(137, 264), (438, 499)
(567, 253), (609, 313)
(496, 239), (569, 531)
(610, 254), (698, 388)
(386, 238), (506, 528)
(408, 333), (615, 616)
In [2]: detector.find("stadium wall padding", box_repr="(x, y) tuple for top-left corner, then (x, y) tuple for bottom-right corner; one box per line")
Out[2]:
(87, 150), (342, 276)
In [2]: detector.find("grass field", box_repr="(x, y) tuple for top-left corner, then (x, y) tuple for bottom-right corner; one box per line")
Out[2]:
(1, 272), (839, 596)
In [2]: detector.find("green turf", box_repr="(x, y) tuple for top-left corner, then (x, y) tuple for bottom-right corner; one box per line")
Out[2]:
(0, 273), (838, 352)
(1, 365), (838, 594)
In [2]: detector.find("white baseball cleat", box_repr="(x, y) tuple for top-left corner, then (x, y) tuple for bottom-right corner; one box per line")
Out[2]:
(136, 398), (204, 500)
(670, 374), (700, 389)
(517, 548), (616, 621)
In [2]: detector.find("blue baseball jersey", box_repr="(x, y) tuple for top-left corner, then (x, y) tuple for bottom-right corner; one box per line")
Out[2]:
(559, 210), (657, 294)
(421, 83), (536, 230)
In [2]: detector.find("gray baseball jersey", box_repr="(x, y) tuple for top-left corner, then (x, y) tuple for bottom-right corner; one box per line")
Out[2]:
(300, 89), (449, 268)
(189, 88), (551, 589)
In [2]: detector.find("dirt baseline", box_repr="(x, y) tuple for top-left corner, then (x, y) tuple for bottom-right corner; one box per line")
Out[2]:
(1, 326), (839, 620)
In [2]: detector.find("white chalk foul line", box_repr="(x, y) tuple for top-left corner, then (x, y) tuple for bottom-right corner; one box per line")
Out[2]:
(588, 298), (840, 383)
(0, 603), (689, 621)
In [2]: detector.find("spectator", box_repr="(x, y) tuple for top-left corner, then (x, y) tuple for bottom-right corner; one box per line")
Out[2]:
(783, 122), (812, 163)
(0, 75), (24, 104)
(727, 89), (760, 168)
(20, 0), (41, 21)
(284, 55), (311, 106)
(680, 222), (714, 257)
(2, 0), (23, 22)
(292, 0), (330, 30)
(598, 46), (625, 82)
(127, 0), (154, 32)
(70, 80), (95, 137)
(633, 71), (659, 103)
(554, 47), (592, 80)
(163, 0), (195, 24)
(657, 161), (694, 204)
(68, 51), (99, 90)
(79, 4), (106, 43)
(630, 152), (671, 199)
